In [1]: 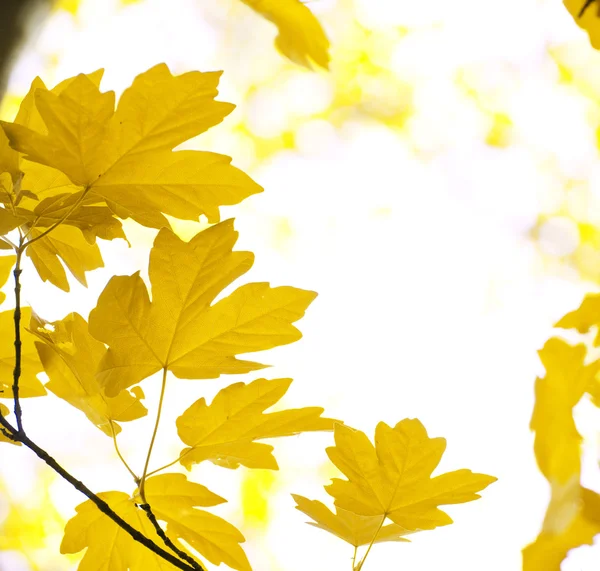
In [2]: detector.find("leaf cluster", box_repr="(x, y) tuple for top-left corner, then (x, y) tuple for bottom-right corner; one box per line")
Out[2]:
(0, 62), (496, 571)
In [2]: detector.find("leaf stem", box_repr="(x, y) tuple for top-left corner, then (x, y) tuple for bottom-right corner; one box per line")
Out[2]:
(355, 515), (385, 571)
(109, 421), (139, 483)
(352, 545), (358, 570)
(145, 456), (181, 479)
(139, 367), (168, 502)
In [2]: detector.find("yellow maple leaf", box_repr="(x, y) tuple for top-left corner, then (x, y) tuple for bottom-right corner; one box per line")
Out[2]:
(26, 225), (103, 291)
(30, 312), (147, 436)
(564, 0), (600, 50)
(88, 219), (317, 396)
(61, 473), (251, 571)
(292, 494), (412, 547)
(177, 377), (335, 470)
(0, 64), (262, 229)
(523, 338), (600, 569)
(0, 307), (45, 399)
(325, 420), (496, 531)
(240, 0), (330, 69)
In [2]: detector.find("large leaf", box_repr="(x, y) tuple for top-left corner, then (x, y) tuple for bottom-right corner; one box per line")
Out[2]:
(177, 377), (335, 470)
(325, 420), (496, 531)
(1, 64), (262, 229)
(61, 473), (251, 571)
(88, 219), (317, 396)
(31, 312), (147, 436)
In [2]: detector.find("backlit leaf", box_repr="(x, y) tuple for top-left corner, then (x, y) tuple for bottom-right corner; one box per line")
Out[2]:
(292, 494), (412, 547)
(89, 219), (317, 396)
(31, 312), (147, 436)
(240, 0), (330, 69)
(555, 293), (600, 345)
(26, 225), (103, 291)
(177, 377), (335, 470)
(1, 64), (262, 229)
(61, 473), (251, 571)
(523, 337), (600, 569)
(325, 420), (496, 531)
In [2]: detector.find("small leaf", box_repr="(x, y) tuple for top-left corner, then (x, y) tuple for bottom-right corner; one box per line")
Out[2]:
(26, 225), (104, 291)
(240, 0), (330, 69)
(292, 495), (412, 547)
(177, 377), (335, 470)
(31, 312), (147, 436)
(555, 293), (600, 345)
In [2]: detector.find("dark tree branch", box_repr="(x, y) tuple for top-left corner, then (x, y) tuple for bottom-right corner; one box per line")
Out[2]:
(139, 503), (204, 571)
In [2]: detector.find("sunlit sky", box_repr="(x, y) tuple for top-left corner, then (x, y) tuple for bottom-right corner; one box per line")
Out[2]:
(2, 0), (600, 569)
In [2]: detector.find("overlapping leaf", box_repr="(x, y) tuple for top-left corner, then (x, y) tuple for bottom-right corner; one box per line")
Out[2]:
(292, 494), (412, 547)
(0, 307), (45, 399)
(0, 63), (262, 229)
(61, 473), (251, 571)
(523, 338), (600, 569)
(30, 312), (147, 436)
(240, 0), (330, 69)
(325, 419), (496, 531)
(88, 219), (317, 396)
(177, 377), (335, 470)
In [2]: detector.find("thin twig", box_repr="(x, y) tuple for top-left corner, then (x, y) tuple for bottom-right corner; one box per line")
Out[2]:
(139, 503), (204, 571)
(109, 420), (140, 483)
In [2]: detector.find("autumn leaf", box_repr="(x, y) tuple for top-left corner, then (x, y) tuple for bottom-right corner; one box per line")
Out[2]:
(531, 339), (596, 483)
(0, 64), (262, 229)
(88, 219), (317, 396)
(292, 494), (412, 547)
(61, 473), (251, 571)
(30, 312), (147, 436)
(240, 0), (330, 69)
(523, 338), (600, 569)
(564, 0), (600, 50)
(555, 293), (600, 344)
(177, 377), (335, 470)
(0, 307), (45, 399)
(26, 225), (103, 291)
(0, 254), (16, 305)
(325, 420), (496, 531)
